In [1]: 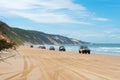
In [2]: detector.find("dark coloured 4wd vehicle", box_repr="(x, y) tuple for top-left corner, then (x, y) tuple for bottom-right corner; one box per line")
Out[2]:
(49, 46), (55, 50)
(59, 46), (66, 51)
(79, 46), (91, 54)
(38, 46), (46, 49)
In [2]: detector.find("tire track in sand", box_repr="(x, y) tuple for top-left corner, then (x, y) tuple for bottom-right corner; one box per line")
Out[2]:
(4, 56), (35, 80)
(33, 55), (89, 80)
(34, 54), (110, 80)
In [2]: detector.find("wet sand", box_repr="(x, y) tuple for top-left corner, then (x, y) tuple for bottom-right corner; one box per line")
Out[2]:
(0, 46), (120, 80)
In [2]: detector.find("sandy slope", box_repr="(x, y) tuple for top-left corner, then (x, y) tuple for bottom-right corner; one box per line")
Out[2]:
(0, 46), (120, 80)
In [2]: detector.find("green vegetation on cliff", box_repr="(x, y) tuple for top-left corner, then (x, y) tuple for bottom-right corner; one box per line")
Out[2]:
(0, 21), (88, 45)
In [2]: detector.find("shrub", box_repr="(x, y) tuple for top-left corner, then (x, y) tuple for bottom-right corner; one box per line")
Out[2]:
(0, 39), (16, 51)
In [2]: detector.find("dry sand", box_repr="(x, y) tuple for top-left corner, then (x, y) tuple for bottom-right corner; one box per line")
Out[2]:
(0, 46), (120, 80)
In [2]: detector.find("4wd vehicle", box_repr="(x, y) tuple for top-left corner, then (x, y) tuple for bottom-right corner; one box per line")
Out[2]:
(59, 46), (66, 51)
(38, 46), (46, 49)
(79, 46), (90, 54)
(49, 46), (55, 50)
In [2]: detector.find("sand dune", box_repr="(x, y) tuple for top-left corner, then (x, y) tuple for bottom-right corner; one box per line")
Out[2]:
(0, 46), (120, 80)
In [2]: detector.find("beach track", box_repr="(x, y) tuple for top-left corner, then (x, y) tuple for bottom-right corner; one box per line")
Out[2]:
(0, 46), (120, 80)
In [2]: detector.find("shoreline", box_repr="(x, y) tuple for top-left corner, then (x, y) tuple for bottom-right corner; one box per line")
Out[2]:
(0, 46), (120, 80)
(34, 44), (120, 56)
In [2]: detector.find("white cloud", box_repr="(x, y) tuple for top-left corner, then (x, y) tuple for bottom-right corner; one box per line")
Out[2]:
(92, 17), (109, 21)
(11, 11), (72, 23)
(0, 0), (109, 24)
(33, 0), (86, 10)
(10, 11), (90, 25)
(0, 0), (33, 10)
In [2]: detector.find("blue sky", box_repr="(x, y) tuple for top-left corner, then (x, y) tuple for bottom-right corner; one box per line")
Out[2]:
(0, 0), (120, 43)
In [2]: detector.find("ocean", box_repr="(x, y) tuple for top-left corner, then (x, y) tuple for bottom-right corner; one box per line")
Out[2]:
(34, 43), (120, 56)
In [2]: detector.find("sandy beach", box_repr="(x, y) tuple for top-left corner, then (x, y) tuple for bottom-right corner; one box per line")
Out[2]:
(0, 46), (120, 80)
